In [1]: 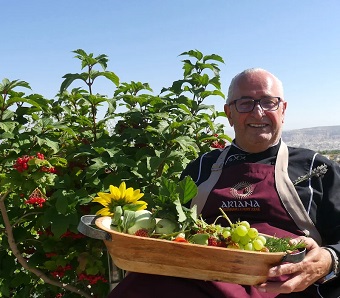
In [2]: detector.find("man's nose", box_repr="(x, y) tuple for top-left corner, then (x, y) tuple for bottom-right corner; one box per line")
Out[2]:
(251, 102), (265, 115)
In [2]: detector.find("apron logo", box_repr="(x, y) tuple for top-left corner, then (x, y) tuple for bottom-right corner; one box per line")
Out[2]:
(230, 181), (254, 199)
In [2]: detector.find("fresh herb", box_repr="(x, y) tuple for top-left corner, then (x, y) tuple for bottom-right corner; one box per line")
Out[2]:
(293, 164), (328, 186)
(265, 237), (306, 253)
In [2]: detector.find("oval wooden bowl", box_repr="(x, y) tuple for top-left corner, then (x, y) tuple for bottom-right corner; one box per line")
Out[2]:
(96, 216), (286, 285)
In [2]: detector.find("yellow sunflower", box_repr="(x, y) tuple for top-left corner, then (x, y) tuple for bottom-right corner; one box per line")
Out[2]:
(92, 182), (147, 216)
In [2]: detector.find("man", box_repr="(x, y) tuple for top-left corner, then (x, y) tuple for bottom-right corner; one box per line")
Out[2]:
(108, 68), (340, 297)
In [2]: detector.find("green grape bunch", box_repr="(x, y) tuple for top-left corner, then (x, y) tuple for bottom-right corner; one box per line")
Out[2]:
(185, 208), (306, 253)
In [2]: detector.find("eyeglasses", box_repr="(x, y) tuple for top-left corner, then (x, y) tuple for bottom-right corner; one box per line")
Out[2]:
(228, 96), (281, 113)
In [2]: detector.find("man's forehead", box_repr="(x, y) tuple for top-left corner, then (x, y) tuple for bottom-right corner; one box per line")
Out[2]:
(233, 73), (277, 95)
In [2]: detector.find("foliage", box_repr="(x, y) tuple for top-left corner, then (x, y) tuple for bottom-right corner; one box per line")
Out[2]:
(0, 49), (230, 297)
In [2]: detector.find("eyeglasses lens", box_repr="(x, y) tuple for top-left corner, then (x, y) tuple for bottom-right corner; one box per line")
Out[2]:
(236, 97), (279, 112)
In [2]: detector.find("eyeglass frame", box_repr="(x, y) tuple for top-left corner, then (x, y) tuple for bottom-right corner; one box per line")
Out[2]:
(228, 96), (282, 113)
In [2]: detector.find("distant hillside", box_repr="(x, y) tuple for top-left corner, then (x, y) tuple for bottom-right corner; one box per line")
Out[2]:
(282, 125), (340, 151)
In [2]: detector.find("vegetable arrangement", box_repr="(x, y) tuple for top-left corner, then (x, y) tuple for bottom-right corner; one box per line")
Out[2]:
(93, 177), (306, 253)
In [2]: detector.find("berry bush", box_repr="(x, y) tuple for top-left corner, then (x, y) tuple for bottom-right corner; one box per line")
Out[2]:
(0, 49), (230, 297)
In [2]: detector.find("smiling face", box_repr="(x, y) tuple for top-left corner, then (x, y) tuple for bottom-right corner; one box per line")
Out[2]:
(224, 70), (287, 153)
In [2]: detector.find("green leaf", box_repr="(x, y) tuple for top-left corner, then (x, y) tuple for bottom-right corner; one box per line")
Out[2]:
(182, 61), (195, 77)
(42, 239), (57, 252)
(170, 79), (187, 94)
(60, 73), (86, 93)
(203, 54), (225, 64)
(85, 94), (107, 106)
(172, 136), (199, 152)
(10, 272), (31, 287)
(173, 198), (186, 222)
(87, 158), (107, 173)
(51, 220), (69, 238)
(86, 266), (100, 275)
(180, 49), (203, 61)
(121, 210), (136, 233)
(190, 233), (209, 245)
(178, 176), (198, 204)
(43, 260), (57, 270)
(200, 73), (209, 86)
(99, 71), (120, 86)
(0, 284), (10, 297)
(209, 76), (222, 90)
(0, 78), (31, 94)
(0, 121), (17, 132)
(6, 97), (43, 110)
(36, 137), (60, 153)
(56, 196), (68, 214)
(112, 206), (123, 228)
(159, 176), (177, 199)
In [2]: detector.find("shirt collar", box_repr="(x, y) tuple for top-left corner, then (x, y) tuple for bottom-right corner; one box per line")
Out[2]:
(230, 139), (281, 154)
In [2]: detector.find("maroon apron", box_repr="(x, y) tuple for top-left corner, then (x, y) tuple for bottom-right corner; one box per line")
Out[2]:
(108, 163), (320, 298)
(202, 162), (304, 238)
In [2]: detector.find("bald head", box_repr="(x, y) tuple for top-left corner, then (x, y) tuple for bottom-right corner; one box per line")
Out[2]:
(226, 68), (284, 104)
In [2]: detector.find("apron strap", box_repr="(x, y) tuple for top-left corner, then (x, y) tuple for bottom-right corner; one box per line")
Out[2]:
(190, 147), (230, 215)
(275, 142), (322, 245)
(190, 141), (322, 245)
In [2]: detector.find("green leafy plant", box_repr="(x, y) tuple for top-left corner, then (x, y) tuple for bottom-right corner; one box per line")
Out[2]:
(0, 49), (229, 297)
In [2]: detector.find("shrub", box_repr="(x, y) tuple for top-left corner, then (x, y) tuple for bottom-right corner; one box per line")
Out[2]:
(0, 49), (230, 297)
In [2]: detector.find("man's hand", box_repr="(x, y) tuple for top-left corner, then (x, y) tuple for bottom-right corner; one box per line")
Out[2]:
(255, 236), (333, 294)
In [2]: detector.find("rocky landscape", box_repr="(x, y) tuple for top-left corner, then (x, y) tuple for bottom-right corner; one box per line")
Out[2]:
(282, 125), (340, 152)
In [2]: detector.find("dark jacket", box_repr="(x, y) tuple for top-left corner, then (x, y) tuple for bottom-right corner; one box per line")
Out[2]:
(181, 140), (340, 260)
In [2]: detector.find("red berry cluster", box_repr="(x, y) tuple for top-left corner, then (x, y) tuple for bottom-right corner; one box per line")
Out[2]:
(78, 273), (108, 285)
(13, 152), (57, 173)
(37, 227), (54, 237)
(50, 264), (72, 278)
(61, 230), (86, 239)
(41, 165), (58, 174)
(13, 155), (34, 172)
(55, 294), (63, 298)
(36, 152), (45, 159)
(211, 134), (226, 149)
(45, 252), (58, 258)
(25, 196), (46, 207)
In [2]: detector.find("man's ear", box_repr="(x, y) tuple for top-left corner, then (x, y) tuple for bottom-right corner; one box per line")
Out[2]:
(281, 101), (287, 123)
(224, 104), (234, 127)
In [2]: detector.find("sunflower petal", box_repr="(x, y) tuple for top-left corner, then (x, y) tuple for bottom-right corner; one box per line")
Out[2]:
(124, 188), (134, 203)
(95, 207), (113, 216)
(118, 182), (126, 198)
(133, 189), (144, 200)
(92, 196), (109, 206)
(96, 193), (114, 202)
(108, 185), (120, 199)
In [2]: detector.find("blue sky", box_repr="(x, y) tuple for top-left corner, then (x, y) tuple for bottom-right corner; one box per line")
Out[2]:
(2, 0), (340, 133)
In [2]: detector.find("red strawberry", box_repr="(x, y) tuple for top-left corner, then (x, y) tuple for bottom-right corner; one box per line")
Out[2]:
(208, 236), (218, 246)
(217, 240), (227, 247)
(134, 229), (149, 237)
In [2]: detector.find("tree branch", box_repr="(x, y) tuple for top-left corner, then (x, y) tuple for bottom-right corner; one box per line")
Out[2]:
(0, 192), (92, 298)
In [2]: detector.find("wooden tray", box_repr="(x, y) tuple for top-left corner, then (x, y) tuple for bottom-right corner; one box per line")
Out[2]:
(95, 216), (291, 285)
